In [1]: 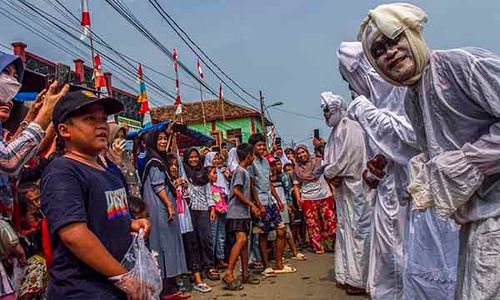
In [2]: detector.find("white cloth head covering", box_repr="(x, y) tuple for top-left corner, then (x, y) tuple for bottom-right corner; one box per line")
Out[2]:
(337, 41), (407, 114)
(204, 151), (218, 167)
(320, 92), (346, 128)
(227, 148), (239, 172)
(359, 3), (429, 86)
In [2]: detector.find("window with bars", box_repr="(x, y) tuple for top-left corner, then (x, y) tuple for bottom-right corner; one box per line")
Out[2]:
(226, 128), (242, 144)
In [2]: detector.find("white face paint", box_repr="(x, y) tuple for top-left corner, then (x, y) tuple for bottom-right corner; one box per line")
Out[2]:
(320, 92), (345, 128)
(0, 73), (21, 103)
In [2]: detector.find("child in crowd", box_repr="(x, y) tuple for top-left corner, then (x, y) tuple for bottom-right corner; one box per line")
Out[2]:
(223, 143), (261, 290)
(284, 163), (307, 248)
(271, 158), (306, 261)
(16, 195), (47, 300)
(182, 148), (219, 282)
(248, 133), (295, 276)
(41, 90), (150, 299)
(166, 153), (211, 294)
(207, 166), (228, 269)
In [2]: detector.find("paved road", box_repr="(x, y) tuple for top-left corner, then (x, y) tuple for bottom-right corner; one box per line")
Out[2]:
(192, 252), (369, 300)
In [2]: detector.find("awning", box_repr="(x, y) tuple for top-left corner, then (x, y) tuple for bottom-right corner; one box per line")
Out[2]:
(127, 121), (215, 149)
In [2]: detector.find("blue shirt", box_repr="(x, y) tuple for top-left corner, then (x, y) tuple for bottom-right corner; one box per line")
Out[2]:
(227, 166), (251, 219)
(248, 157), (272, 205)
(41, 157), (132, 300)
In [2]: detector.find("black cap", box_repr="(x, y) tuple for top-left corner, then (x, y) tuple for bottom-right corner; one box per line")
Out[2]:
(53, 90), (124, 127)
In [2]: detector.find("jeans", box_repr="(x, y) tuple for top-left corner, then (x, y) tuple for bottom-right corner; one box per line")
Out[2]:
(211, 213), (226, 261)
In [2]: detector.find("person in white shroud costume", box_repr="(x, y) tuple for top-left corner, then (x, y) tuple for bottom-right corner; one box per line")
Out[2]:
(338, 41), (459, 300)
(320, 92), (372, 296)
(359, 3), (500, 299)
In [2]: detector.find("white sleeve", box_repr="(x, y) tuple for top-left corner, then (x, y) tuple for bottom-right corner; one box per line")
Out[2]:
(323, 119), (365, 181)
(348, 95), (420, 166)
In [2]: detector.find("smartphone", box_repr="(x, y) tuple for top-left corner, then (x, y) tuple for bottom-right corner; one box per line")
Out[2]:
(55, 63), (71, 86)
(275, 137), (282, 145)
(314, 129), (320, 139)
(172, 123), (188, 134)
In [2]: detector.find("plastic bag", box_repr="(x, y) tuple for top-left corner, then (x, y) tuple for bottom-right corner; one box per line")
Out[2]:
(121, 229), (162, 299)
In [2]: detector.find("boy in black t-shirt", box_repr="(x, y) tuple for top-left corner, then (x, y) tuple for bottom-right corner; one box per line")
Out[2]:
(41, 90), (150, 300)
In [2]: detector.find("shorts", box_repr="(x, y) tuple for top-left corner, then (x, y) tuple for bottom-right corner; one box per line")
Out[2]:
(226, 219), (251, 234)
(257, 203), (285, 233)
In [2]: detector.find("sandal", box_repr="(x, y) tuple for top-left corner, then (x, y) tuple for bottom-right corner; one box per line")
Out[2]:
(161, 291), (191, 299)
(241, 273), (261, 285)
(292, 252), (307, 260)
(222, 276), (244, 291)
(206, 268), (220, 281)
(192, 282), (212, 293)
(273, 264), (297, 274)
(261, 267), (277, 277)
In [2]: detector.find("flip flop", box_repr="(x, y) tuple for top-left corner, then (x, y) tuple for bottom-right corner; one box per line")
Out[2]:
(192, 282), (212, 293)
(241, 274), (261, 285)
(261, 267), (277, 277)
(222, 276), (244, 291)
(273, 264), (297, 274)
(292, 252), (307, 260)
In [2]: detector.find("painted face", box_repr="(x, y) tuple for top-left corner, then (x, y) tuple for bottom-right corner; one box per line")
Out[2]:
(58, 103), (109, 155)
(370, 33), (416, 84)
(208, 168), (217, 183)
(188, 150), (200, 167)
(296, 147), (309, 163)
(212, 153), (222, 167)
(156, 132), (168, 152)
(254, 141), (266, 157)
(168, 159), (179, 179)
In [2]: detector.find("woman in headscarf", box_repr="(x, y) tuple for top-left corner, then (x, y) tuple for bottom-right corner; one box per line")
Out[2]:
(293, 144), (336, 254)
(320, 92), (372, 296)
(338, 41), (459, 300)
(140, 130), (189, 299)
(0, 52), (68, 176)
(227, 147), (239, 172)
(360, 3), (500, 299)
(182, 148), (219, 282)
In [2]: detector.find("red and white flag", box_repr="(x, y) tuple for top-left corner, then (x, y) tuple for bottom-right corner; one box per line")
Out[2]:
(197, 59), (204, 80)
(80, 0), (91, 40)
(218, 83), (224, 100)
(173, 49), (182, 115)
(93, 54), (106, 89)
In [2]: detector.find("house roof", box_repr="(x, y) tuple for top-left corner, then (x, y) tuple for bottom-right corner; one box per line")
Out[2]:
(151, 99), (272, 125)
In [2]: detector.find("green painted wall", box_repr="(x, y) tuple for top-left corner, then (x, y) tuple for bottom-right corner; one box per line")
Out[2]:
(188, 117), (263, 143)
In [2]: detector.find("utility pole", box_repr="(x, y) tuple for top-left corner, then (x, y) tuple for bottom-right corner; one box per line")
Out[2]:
(259, 90), (266, 136)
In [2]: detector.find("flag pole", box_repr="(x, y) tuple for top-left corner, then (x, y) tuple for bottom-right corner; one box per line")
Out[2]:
(197, 59), (207, 128)
(199, 83), (206, 128)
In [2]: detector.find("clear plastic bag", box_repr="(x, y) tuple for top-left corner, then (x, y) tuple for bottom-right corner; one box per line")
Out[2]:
(121, 229), (162, 299)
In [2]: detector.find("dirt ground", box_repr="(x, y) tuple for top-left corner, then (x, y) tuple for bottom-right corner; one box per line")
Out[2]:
(191, 252), (369, 300)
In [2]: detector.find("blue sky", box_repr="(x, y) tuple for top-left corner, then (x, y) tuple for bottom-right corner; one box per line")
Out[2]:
(2, 0), (500, 146)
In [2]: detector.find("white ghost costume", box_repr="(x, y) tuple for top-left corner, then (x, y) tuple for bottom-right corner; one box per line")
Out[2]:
(339, 41), (460, 300)
(321, 92), (372, 289)
(360, 3), (500, 299)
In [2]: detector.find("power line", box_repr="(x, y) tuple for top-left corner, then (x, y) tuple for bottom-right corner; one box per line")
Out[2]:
(10, 0), (176, 107)
(272, 107), (323, 121)
(147, 0), (261, 108)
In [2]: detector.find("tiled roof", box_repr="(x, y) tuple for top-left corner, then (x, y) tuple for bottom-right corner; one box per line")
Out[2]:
(151, 99), (271, 125)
